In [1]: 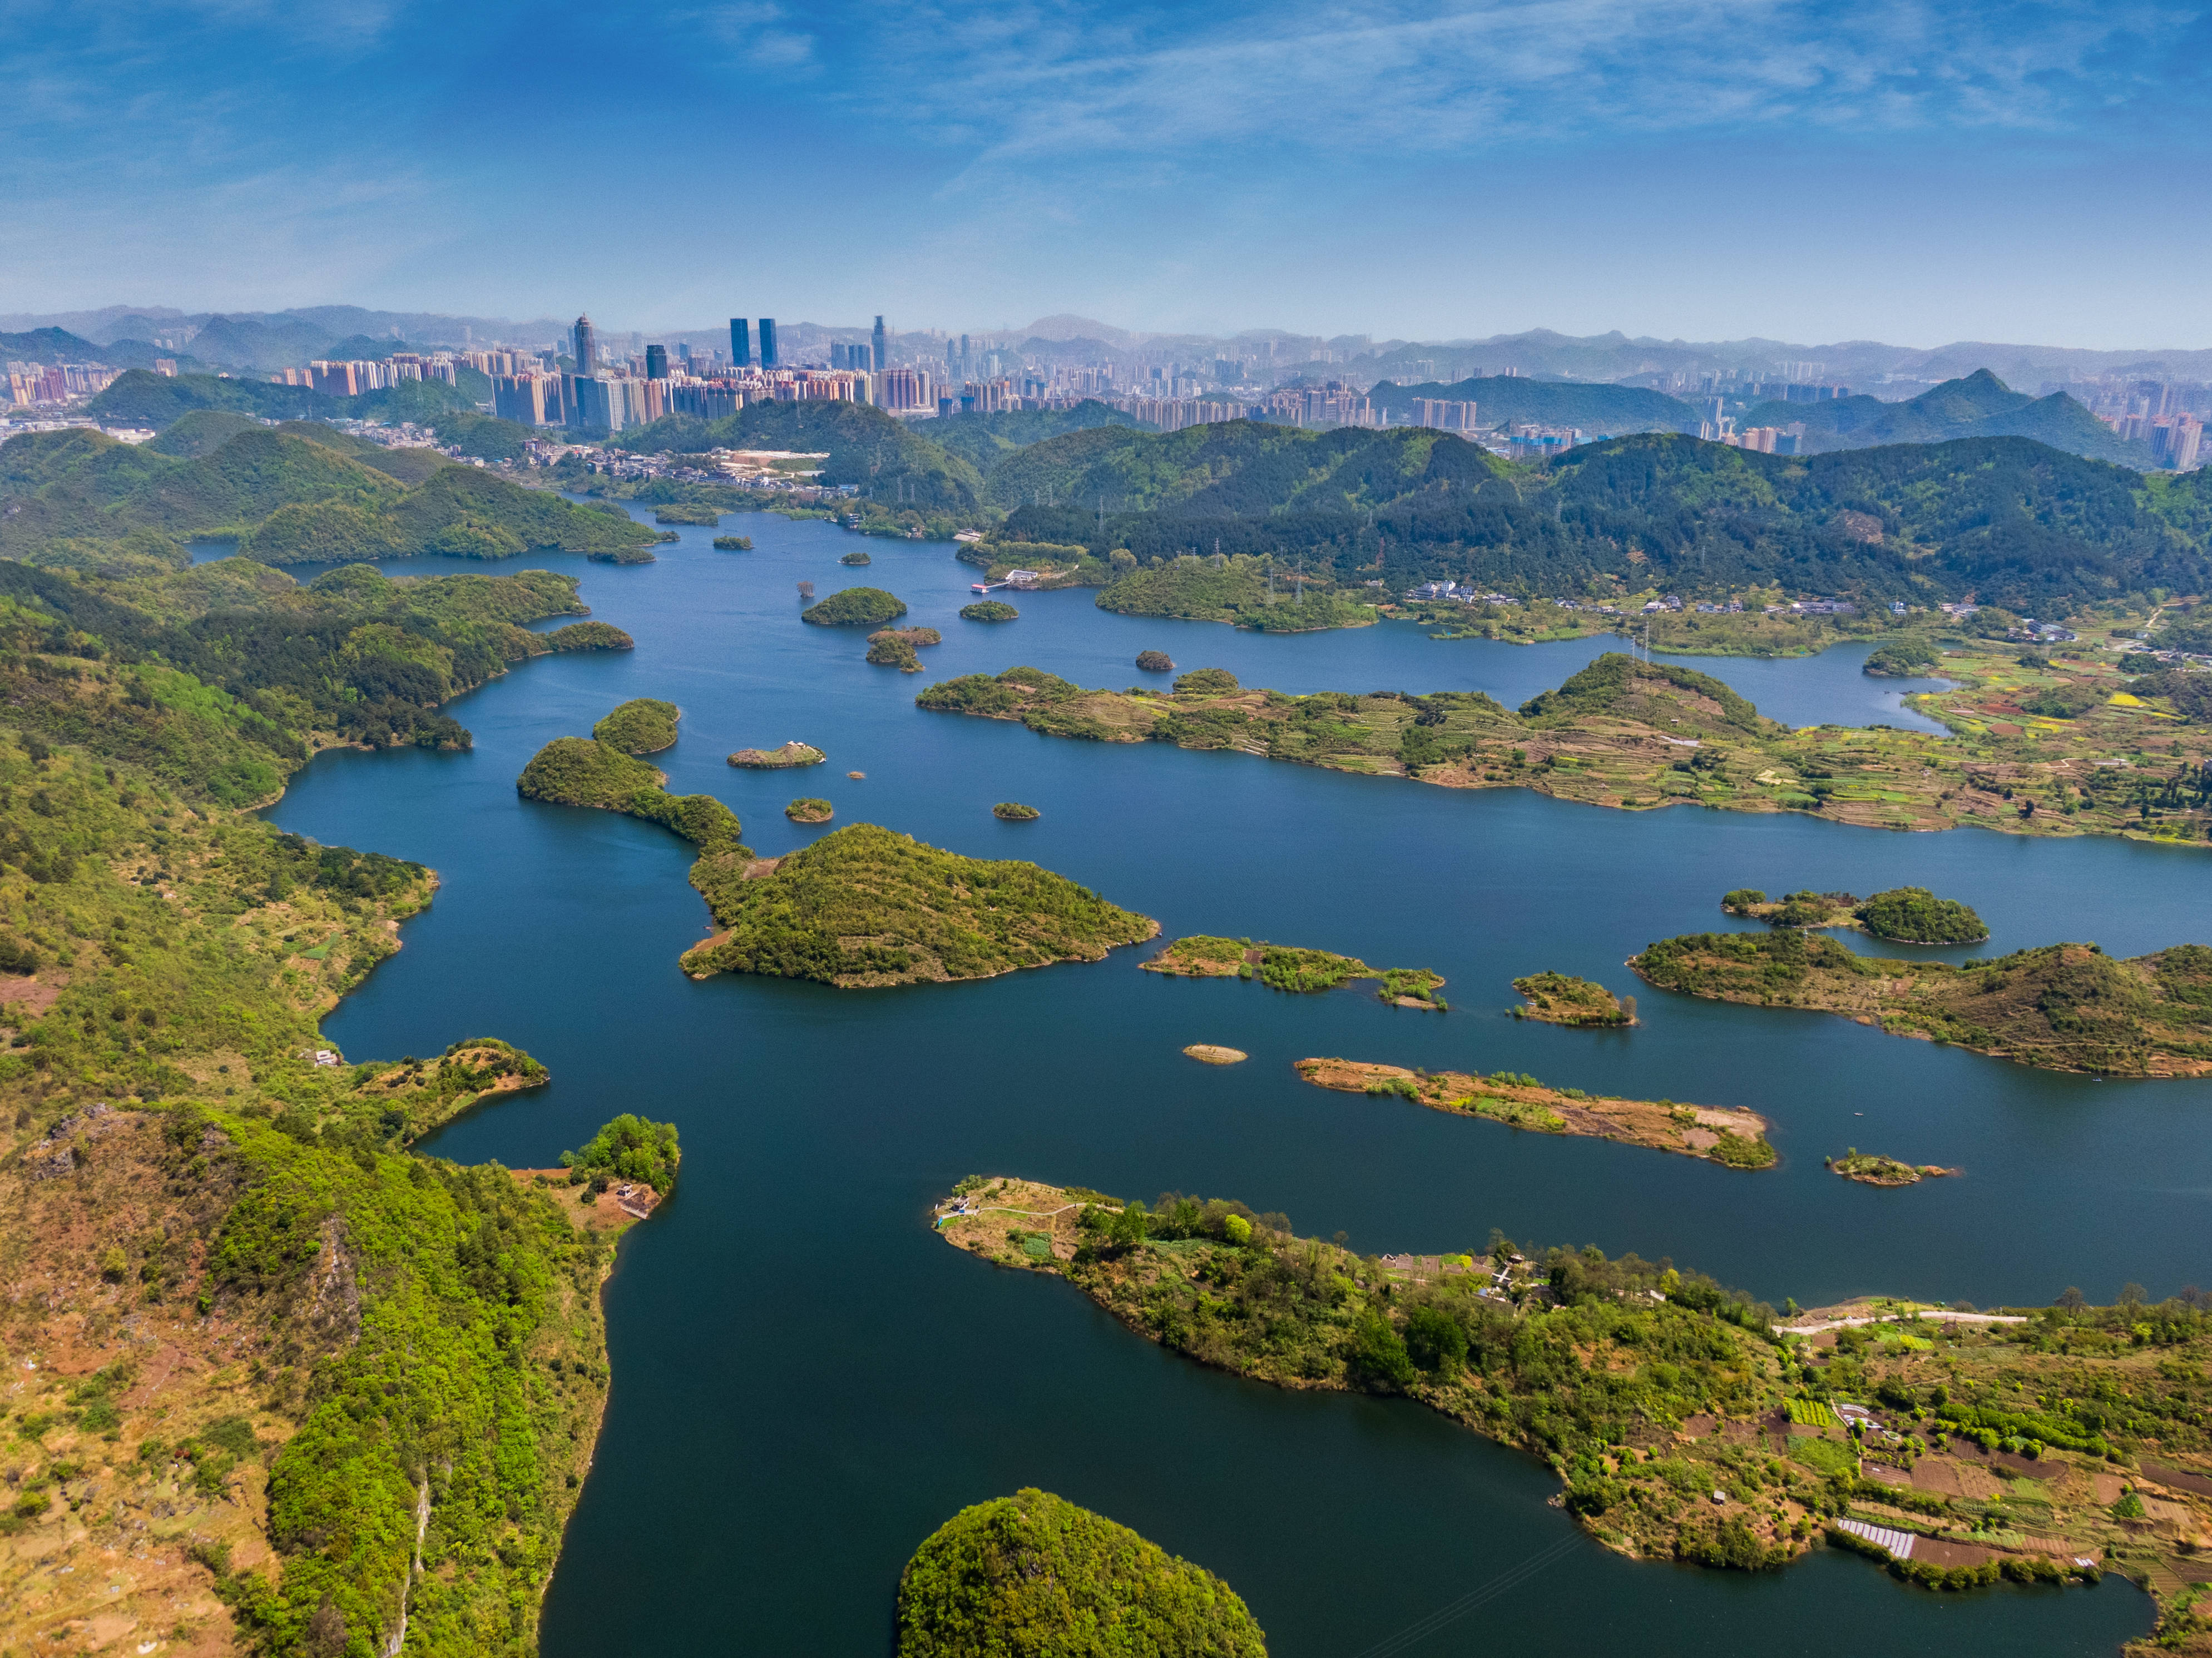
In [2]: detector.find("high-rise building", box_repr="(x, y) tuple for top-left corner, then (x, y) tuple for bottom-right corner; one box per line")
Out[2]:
(758, 319), (779, 368)
(645, 344), (669, 380)
(872, 316), (887, 373)
(573, 315), (597, 375)
(730, 319), (751, 367)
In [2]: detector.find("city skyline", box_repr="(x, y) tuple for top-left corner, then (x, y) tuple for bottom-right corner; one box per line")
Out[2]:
(4, 2), (2209, 348)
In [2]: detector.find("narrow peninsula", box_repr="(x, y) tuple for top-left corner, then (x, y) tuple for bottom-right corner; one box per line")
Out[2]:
(1723, 886), (1990, 944)
(1144, 935), (1442, 996)
(935, 1179), (2210, 1636)
(916, 653), (2212, 848)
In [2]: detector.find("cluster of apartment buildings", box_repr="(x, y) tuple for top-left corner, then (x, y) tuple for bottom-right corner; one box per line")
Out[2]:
(7, 362), (122, 407)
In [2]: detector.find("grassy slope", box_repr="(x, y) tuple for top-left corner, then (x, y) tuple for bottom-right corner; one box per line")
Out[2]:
(916, 646), (2212, 848)
(680, 822), (1157, 987)
(937, 1180), (2212, 1642)
(0, 730), (648, 1656)
(1630, 933), (2212, 1077)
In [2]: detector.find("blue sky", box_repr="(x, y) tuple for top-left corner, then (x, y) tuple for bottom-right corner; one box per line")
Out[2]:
(4, 0), (2209, 345)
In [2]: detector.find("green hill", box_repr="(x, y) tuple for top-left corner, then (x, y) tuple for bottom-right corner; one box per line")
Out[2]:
(680, 822), (1157, 987)
(927, 400), (1139, 477)
(87, 369), (324, 426)
(989, 419), (2212, 613)
(146, 409), (267, 457)
(895, 1488), (1266, 1658)
(609, 399), (983, 512)
(1738, 372), (2154, 467)
(1369, 374), (1701, 433)
(0, 425), (652, 566)
(0, 326), (108, 364)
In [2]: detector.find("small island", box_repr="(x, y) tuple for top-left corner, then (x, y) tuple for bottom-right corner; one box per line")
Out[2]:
(712, 534), (753, 551)
(786, 797), (833, 824)
(587, 546), (657, 565)
(1630, 933), (2212, 1076)
(1723, 886), (1988, 944)
(1184, 1044), (1246, 1064)
(1143, 935), (1439, 996)
(1513, 971), (1636, 1026)
(1136, 650), (1174, 672)
(895, 1488), (1265, 1658)
(801, 586), (907, 626)
(654, 503), (721, 525)
(592, 697), (681, 755)
(516, 734), (746, 853)
(960, 600), (1018, 622)
(729, 741), (825, 769)
(542, 621), (635, 651)
(1298, 1057), (1775, 1166)
(680, 823), (1157, 987)
(840, 550), (872, 566)
(992, 801), (1040, 821)
(867, 626), (942, 672)
(1863, 639), (1941, 677)
(1828, 1150), (1961, 1187)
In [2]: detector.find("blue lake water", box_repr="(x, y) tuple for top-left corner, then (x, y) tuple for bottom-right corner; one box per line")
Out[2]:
(243, 507), (2186, 1656)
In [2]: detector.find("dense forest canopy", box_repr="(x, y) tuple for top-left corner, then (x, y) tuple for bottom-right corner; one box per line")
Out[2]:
(992, 424), (2212, 614)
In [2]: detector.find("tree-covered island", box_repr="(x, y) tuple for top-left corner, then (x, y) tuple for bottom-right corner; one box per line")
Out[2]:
(679, 823), (1157, 987)
(729, 740), (825, 768)
(1512, 971), (1637, 1025)
(1828, 1151), (1961, 1187)
(897, 1488), (1268, 1658)
(936, 1177), (2212, 1640)
(1630, 933), (2212, 1076)
(1296, 1057), (1773, 1166)
(591, 697), (682, 755)
(1142, 935), (1444, 997)
(800, 586), (908, 627)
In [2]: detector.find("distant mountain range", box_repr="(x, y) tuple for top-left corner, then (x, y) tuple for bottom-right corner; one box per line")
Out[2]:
(1369, 370), (2154, 468)
(7, 305), (2211, 390)
(1736, 370), (2154, 467)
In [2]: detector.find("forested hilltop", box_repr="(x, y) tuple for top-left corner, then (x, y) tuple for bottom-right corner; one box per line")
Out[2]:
(0, 557), (622, 801)
(0, 423), (657, 567)
(993, 423), (2212, 614)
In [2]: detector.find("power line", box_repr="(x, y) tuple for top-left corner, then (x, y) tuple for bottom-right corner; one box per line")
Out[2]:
(1344, 1531), (1585, 1658)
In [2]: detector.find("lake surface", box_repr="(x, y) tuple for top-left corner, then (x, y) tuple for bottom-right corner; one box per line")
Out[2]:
(250, 509), (2190, 1655)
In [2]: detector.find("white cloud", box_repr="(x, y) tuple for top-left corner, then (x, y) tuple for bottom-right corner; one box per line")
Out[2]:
(842, 0), (2195, 171)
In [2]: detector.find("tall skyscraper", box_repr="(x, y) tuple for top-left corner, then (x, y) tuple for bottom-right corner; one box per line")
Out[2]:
(730, 319), (751, 367)
(645, 344), (669, 380)
(872, 315), (887, 373)
(758, 319), (779, 368)
(572, 315), (596, 376)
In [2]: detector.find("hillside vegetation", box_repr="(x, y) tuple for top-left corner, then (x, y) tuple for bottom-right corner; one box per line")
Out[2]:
(983, 418), (2212, 615)
(896, 1488), (1267, 1658)
(592, 697), (681, 754)
(0, 425), (654, 566)
(0, 558), (612, 801)
(608, 399), (984, 514)
(1630, 933), (2212, 1076)
(516, 735), (744, 851)
(0, 726), (660, 1657)
(936, 1179), (2212, 1641)
(1369, 374), (1702, 433)
(679, 822), (1157, 987)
